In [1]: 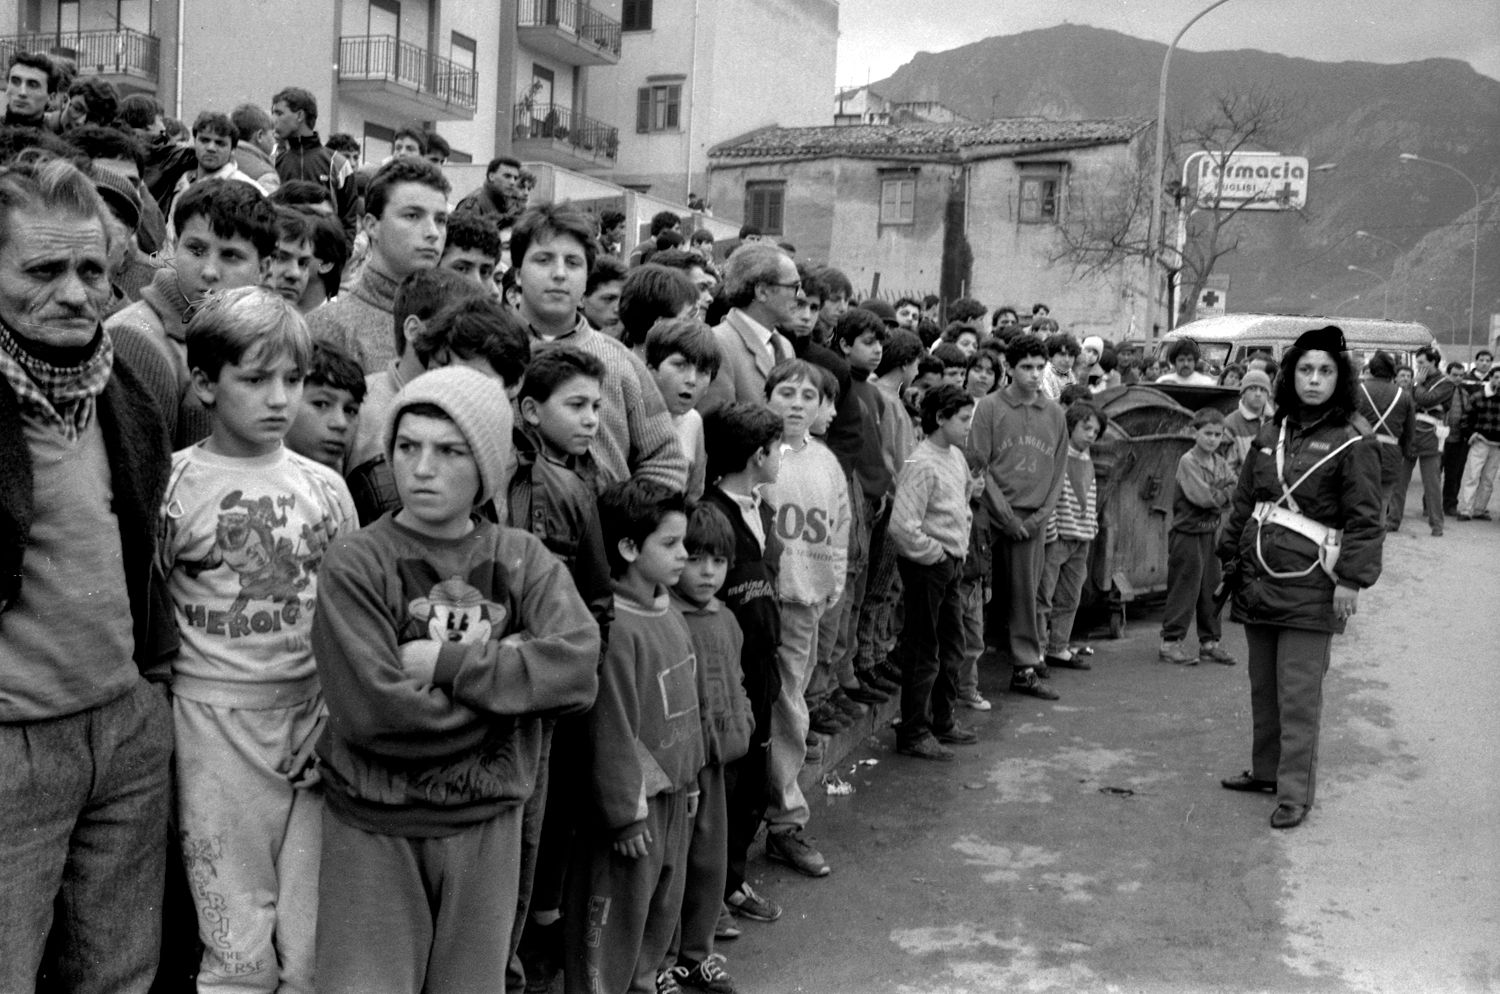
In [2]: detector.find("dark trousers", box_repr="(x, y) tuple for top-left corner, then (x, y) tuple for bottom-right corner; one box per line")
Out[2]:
(1391, 453), (1443, 530)
(1442, 438), (1469, 512)
(722, 641), (776, 901)
(987, 517), (1048, 669)
(1245, 624), (1333, 807)
(894, 555), (966, 744)
(1161, 530), (1223, 643)
(667, 763), (728, 970)
(3, 679), (173, 994)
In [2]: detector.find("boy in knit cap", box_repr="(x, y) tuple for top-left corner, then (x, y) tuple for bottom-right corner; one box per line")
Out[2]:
(311, 365), (601, 992)
(1222, 367), (1274, 472)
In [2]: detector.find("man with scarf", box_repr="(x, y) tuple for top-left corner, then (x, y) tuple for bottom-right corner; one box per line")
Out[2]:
(0, 156), (176, 992)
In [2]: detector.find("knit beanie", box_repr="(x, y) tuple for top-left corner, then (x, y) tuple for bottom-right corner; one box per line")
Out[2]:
(1239, 369), (1272, 394)
(1082, 335), (1105, 356)
(385, 366), (513, 507)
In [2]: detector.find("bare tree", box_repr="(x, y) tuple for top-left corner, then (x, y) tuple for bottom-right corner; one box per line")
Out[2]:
(1051, 86), (1304, 323)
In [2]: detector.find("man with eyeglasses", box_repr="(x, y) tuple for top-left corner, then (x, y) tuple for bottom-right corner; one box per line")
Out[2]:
(699, 243), (797, 413)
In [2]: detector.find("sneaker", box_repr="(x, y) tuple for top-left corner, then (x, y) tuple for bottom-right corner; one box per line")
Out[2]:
(935, 724), (980, 745)
(808, 702), (845, 735)
(1044, 651), (1092, 670)
(657, 967), (684, 994)
(844, 679), (890, 705)
(674, 954), (737, 994)
(896, 734), (954, 761)
(1199, 641), (1237, 666)
(873, 659), (904, 686)
(1158, 640), (1199, 666)
(726, 883), (781, 922)
(766, 828), (830, 877)
(959, 690), (992, 711)
(714, 904), (742, 940)
(1009, 667), (1060, 700)
(830, 688), (868, 719)
(858, 667), (900, 694)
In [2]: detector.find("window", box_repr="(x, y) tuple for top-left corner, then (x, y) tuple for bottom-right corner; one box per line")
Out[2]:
(57, 0), (79, 33)
(368, 0), (399, 38)
(622, 0), (652, 31)
(879, 176), (915, 225)
(635, 82), (681, 133)
(449, 32), (476, 73)
(744, 182), (785, 237)
(1018, 164), (1067, 224)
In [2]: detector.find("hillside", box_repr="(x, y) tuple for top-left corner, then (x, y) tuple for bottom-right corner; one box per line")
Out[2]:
(873, 24), (1500, 345)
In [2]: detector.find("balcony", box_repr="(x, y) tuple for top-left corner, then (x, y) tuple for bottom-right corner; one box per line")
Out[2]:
(0, 28), (159, 93)
(337, 35), (477, 121)
(516, 0), (621, 66)
(512, 102), (618, 171)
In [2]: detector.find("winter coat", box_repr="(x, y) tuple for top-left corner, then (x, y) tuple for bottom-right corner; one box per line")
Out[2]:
(1218, 410), (1384, 634)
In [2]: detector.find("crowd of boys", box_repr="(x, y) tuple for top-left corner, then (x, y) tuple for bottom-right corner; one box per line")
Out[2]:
(4, 48), (1497, 994)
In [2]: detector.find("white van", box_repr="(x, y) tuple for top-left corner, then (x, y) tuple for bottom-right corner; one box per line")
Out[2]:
(1157, 314), (1437, 372)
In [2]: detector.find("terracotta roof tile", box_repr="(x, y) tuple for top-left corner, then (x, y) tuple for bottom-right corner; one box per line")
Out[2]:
(710, 118), (1148, 161)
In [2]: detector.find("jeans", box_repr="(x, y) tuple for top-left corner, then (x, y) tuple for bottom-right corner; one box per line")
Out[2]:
(957, 576), (986, 697)
(1244, 624), (1333, 807)
(892, 555), (966, 744)
(1457, 437), (1500, 516)
(1, 678), (173, 994)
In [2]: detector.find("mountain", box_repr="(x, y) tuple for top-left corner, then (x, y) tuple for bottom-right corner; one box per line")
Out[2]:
(872, 24), (1500, 347)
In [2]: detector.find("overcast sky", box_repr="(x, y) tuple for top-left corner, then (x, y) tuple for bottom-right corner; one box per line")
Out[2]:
(836, 0), (1500, 89)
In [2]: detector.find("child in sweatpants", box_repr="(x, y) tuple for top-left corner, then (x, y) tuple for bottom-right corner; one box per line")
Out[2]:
(661, 502), (755, 991)
(1160, 407), (1238, 666)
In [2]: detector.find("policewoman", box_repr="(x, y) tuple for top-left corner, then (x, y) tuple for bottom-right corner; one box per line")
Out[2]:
(1216, 326), (1384, 829)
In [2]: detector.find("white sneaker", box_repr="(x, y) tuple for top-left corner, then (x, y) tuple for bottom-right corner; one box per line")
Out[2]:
(960, 690), (992, 711)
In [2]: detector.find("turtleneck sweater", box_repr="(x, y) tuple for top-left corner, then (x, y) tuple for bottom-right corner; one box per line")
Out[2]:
(306, 264), (402, 373)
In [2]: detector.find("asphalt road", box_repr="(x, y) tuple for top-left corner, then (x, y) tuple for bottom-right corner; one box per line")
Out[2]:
(725, 494), (1500, 994)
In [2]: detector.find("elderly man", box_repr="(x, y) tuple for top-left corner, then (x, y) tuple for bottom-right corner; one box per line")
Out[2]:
(0, 157), (175, 992)
(698, 242), (798, 413)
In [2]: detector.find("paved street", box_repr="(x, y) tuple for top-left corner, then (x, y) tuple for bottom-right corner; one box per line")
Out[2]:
(728, 486), (1500, 994)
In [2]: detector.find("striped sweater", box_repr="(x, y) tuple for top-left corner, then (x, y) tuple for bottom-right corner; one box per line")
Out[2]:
(1049, 444), (1099, 542)
(889, 438), (972, 564)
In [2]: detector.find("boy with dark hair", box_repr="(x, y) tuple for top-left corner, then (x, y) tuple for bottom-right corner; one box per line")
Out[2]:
(271, 85), (358, 238)
(934, 342), (968, 386)
(5, 51), (59, 128)
(567, 478), (702, 994)
(583, 253), (628, 338)
(761, 358), (850, 879)
(968, 335), (1067, 700)
(58, 75), (119, 131)
(661, 502), (755, 993)
(1041, 332), (1080, 400)
(513, 202), (688, 495)
(458, 154), (523, 220)
(508, 346), (614, 992)
(108, 177), (276, 446)
(646, 317), (722, 501)
(164, 110), (265, 240)
(889, 384), (979, 759)
(286, 340), (365, 470)
(308, 157), (451, 373)
(439, 208), (502, 295)
(261, 205), (318, 308)
(1038, 402), (1105, 670)
(391, 125), (428, 160)
(650, 247), (719, 320)
(312, 365), (599, 992)
(619, 263), (698, 350)
(599, 208), (626, 256)
(701, 403), (786, 928)
(1160, 407), (1237, 665)
(163, 286), (356, 991)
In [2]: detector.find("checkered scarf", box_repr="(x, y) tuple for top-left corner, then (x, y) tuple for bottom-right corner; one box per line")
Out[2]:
(0, 320), (113, 441)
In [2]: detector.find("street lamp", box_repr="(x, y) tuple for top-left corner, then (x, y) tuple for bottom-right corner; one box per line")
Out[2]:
(1355, 229), (1402, 254)
(1347, 264), (1389, 318)
(1145, 0), (1238, 341)
(1399, 153), (1480, 353)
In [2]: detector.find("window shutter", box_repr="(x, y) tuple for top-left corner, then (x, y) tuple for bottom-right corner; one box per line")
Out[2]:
(767, 189), (783, 235)
(636, 87), (650, 133)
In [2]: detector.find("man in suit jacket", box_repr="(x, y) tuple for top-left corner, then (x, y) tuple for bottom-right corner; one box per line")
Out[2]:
(699, 243), (798, 413)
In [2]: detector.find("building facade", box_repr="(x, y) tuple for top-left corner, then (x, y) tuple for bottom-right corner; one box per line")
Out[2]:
(707, 118), (1154, 338)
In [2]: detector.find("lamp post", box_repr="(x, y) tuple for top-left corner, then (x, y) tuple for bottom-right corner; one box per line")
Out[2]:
(1399, 153), (1480, 353)
(1347, 264), (1389, 318)
(1145, 0), (1237, 341)
(1355, 229), (1402, 254)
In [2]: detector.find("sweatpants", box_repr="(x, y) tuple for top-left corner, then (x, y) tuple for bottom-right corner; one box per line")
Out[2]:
(1160, 530), (1222, 644)
(316, 805), (524, 994)
(765, 600), (826, 832)
(666, 763), (728, 972)
(173, 695), (323, 994)
(988, 519), (1048, 670)
(0, 678), (172, 994)
(1038, 538), (1091, 656)
(566, 790), (692, 994)
(1244, 624), (1334, 807)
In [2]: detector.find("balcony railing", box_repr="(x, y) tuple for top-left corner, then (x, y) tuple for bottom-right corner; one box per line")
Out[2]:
(0, 27), (159, 82)
(513, 102), (619, 166)
(517, 0), (622, 61)
(338, 35), (477, 113)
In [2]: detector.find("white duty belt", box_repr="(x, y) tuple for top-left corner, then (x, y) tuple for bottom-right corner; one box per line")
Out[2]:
(1251, 421), (1359, 581)
(1414, 411), (1451, 442)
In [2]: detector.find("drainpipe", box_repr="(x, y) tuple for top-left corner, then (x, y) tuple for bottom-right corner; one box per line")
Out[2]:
(173, 0), (185, 116)
(684, 0), (699, 203)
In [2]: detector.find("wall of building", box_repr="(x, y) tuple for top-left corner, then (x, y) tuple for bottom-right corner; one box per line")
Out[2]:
(709, 140), (1151, 335)
(178, 1), (334, 125)
(434, 3), (503, 165)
